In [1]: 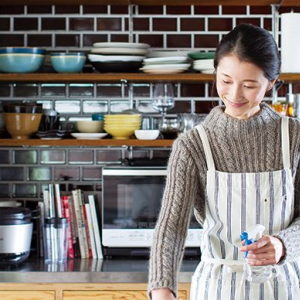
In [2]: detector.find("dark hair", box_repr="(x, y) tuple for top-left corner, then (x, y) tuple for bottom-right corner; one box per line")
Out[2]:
(214, 23), (281, 81)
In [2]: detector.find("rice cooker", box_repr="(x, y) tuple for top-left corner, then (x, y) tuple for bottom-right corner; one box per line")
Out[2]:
(0, 207), (33, 264)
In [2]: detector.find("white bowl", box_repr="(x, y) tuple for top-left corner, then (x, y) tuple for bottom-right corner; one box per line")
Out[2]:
(134, 130), (160, 140)
(76, 120), (103, 133)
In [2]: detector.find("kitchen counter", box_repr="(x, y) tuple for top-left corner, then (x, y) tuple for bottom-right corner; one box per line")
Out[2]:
(0, 258), (200, 283)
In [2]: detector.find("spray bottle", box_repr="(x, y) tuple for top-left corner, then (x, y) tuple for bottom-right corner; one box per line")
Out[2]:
(240, 224), (272, 283)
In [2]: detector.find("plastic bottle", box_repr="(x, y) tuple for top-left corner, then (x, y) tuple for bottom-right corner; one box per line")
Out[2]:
(240, 224), (272, 283)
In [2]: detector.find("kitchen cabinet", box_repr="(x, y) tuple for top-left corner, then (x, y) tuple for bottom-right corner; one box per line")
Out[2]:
(0, 290), (55, 300)
(1, 0), (300, 6)
(0, 283), (190, 300)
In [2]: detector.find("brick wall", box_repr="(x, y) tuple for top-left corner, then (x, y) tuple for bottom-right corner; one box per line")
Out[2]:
(0, 4), (298, 205)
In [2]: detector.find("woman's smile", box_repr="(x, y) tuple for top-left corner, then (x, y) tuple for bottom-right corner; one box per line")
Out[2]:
(224, 97), (248, 108)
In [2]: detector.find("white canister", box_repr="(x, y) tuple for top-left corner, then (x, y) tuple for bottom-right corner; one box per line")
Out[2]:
(281, 12), (300, 73)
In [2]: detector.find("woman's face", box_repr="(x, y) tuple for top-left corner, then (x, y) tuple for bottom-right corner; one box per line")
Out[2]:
(216, 54), (275, 119)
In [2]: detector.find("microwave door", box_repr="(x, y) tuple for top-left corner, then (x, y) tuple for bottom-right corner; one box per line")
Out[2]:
(102, 168), (202, 248)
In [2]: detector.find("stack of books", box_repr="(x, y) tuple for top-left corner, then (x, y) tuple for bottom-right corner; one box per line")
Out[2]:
(39, 184), (103, 259)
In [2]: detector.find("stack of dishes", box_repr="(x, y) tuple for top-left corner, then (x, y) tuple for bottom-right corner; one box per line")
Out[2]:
(88, 42), (150, 73)
(188, 51), (215, 74)
(140, 56), (190, 74)
(104, 114), (141, 140)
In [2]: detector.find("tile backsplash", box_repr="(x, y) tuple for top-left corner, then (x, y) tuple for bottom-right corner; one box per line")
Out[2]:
(0, 3), (299, 206)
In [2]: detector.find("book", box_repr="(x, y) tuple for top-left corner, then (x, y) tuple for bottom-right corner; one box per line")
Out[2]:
(38, 201), (45, 257)
(85, 203), (97, 259)
(88, 194), (103, 259)
(48, 184), (55, 218)
(54, 183), (63, 218)
(43, 189), (50, 218)
(62, 196), (74, 259)
(72, 189), (86, 258)
(68, 195), (79, 258)
(77, 190), (90, 258)
(82, 202), (93, 258)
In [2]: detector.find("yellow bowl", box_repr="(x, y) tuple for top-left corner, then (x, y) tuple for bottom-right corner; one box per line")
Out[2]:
(104, 115), (141, 121)
(104, 126), (138, 139)
(104, 121), (141, 126)
(104, 124), (140, 129)
(105, 114), (141, 118)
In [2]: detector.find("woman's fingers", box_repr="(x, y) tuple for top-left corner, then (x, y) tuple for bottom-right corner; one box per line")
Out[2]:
(240, 235), (285, 265)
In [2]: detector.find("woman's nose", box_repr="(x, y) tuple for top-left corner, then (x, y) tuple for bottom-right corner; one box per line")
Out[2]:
(230, 85), (243, 101)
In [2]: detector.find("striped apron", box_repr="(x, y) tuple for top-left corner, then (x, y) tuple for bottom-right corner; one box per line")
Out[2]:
(190, 117), (300, 300)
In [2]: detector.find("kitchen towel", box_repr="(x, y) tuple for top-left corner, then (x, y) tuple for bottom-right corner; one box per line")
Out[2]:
(281, 12), (300, 73)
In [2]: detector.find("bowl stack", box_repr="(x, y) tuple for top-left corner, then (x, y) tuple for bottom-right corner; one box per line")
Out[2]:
(0, 47), (46, 73)
(3, 102), (43, 139)
(104, 114), (142, 139)
(188, 51), (215, 74)
(88, 42), (150, 73)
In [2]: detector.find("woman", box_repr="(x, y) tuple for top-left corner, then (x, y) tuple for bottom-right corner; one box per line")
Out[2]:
(148, 23), (300, 300)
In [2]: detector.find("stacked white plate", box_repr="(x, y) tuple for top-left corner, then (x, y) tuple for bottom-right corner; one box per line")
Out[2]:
(89, 42), (150, 72)
(91, 42), (150, 55)
(193, 58), (214, 74)
(146, 50), (190, 58)
(140, 56), (190, 74)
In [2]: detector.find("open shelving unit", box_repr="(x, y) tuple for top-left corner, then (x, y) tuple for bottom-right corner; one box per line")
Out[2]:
(2, 0), (300, 6)
(0, 73), (300, 83)
(0, 72), (300, 147)
(0, 138), (174, 147)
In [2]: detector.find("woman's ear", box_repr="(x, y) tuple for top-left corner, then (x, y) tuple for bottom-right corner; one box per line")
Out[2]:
(267, 78), (278, 91)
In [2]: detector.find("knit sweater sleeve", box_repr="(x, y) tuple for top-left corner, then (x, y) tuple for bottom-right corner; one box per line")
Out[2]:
(147, 136), (201, 298)
(276, 119), (300, 263)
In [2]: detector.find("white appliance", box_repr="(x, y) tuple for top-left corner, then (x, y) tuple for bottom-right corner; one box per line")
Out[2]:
(101, 166), (202, 256)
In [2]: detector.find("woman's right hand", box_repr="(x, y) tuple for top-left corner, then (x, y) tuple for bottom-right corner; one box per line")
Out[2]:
(151, 288), (176, 300)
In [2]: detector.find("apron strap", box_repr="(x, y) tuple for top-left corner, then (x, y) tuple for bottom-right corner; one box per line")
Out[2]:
(281, 116), (290, 170)
(196, 125), (215, 171)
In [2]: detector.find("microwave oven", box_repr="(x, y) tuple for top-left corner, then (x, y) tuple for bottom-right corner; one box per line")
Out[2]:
(101, 166), (202, 257)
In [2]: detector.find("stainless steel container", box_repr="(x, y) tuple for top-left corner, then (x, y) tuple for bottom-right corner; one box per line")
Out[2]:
(0, 207), (33, 264)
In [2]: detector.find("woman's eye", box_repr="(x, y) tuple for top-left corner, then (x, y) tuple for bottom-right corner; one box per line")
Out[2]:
(222, 80), (231, 84)
(244, 85), (255, 89)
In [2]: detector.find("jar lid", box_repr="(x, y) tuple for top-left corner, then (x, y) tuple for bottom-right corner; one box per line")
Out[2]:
(0, 207), (31, 220)
(92, 113), (104, 121)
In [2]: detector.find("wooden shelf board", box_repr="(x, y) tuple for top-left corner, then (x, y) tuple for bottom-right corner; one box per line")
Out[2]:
(0, 139), (173, 147)
(0, 73), (215, 83)
(0, 0), (299, 6)
(1, 73), (300, 83)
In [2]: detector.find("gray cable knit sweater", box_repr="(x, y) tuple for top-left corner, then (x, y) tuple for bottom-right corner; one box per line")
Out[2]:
(148, 103), (300, 297)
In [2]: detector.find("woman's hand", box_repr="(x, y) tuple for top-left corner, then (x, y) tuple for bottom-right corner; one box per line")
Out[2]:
(240, 235), (285, 266)
(151, 288), (176, 300)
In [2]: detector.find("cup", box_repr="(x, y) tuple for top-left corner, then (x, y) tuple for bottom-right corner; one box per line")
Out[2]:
(39, 109), (60, 132)
(44, 217), (68, 263)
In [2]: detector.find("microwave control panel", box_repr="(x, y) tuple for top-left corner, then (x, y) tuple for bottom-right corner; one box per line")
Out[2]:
(102, 229), (202, 248)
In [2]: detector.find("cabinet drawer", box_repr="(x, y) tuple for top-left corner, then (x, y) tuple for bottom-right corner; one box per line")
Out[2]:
(0, 291), (55, 300)
(64, 290), (187, 300)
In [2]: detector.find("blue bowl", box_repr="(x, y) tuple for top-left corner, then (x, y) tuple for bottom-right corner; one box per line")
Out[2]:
(0, 47), (46, 55)
(51, 53), (86, 73)
(0, 53), (45, 73)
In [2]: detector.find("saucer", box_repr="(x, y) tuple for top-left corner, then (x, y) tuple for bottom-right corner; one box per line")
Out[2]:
(71, 133), (108, 140)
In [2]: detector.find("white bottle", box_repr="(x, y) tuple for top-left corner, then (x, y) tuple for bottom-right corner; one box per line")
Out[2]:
(240, 224), (272, 283)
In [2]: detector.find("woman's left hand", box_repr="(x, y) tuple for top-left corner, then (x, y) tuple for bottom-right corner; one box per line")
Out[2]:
(240, 235), (285, 266)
